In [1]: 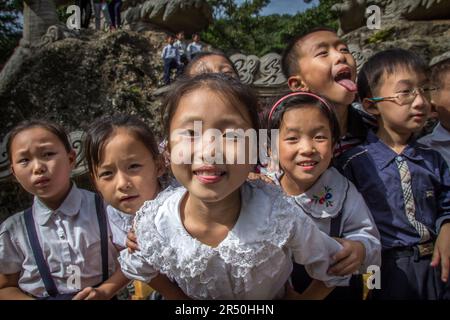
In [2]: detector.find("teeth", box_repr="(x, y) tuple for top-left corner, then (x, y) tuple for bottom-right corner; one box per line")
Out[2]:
(299, 162), (317, 166)
(195, 171), (224, 176)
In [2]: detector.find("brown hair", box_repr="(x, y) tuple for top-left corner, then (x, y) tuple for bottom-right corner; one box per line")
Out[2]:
(84, 114), (160, 179)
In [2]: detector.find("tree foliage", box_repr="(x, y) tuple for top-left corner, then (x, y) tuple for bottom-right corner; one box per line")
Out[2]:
(203, 0), (340, 56)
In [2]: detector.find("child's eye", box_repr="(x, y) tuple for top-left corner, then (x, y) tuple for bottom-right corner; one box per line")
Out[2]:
(18, 158), (29, 165)
(129, 163), (142, 170)
(397, 89), (413, 94)
(315, 135), (329, 141)
(98, 171), (112, 178)
(181, 129), (199, 138)
(223, 130), (242, 140)
(284, 136), (298, 142)
(315, 50), (328, 57)
(340, 47), (350, 53)
(43, 151), (56, 158)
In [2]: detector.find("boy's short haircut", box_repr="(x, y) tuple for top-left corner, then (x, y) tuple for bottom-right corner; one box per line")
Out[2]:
(430, 58), (450, 88)
(281, 26), (337, 78)
(357, 48), (429, 100)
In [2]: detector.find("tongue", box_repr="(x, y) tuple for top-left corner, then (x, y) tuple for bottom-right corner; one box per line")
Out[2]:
(337, 79), (357, 92)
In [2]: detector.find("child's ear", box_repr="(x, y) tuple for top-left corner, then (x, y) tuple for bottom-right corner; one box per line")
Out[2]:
(362, 98), (380, 116)
(10, 164), (16, 178)
(155, 155), (166, 178)
(68, 149), (76, 169)
(287, 76), (308, 92)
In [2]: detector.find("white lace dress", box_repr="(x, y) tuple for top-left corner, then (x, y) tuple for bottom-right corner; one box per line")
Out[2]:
(119, 180), (349, 300)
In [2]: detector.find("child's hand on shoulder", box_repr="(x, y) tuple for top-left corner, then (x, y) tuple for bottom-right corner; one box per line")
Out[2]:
(72, 287), (107, 300)
(247, 172), (274, 184)
(431, 222), (450, 282)
(328, 238), (365, 276)
(126, 228), (139, 253)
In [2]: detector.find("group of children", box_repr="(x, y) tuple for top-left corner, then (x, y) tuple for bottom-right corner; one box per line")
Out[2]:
(1, 26), (449, 300)
(162, 32), (204, 85)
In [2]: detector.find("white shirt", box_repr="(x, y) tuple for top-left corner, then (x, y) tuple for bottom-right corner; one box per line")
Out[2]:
(174, 40), (187, 56)
(186, 41), (202, 60)
(107, 206), (134, 249)
(419, 123), (450, 167)
(290, 167), (381, 273)
(119, 180), (349, 300)
(0, 184), (118, 298)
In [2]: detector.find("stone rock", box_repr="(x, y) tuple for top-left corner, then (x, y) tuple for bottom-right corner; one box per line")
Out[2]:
(0, 30), (170, 220)
(123, 0), (213, 34)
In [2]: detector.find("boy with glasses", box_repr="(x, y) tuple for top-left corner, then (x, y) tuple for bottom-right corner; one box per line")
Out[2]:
(335, 49), (450, 299)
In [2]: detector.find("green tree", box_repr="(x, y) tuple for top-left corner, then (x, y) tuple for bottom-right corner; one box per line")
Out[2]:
(203, 0), (340, 56)
(0, 0), (22, 67)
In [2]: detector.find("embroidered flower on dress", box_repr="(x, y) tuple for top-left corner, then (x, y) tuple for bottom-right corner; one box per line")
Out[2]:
(310, 186), (333, 207)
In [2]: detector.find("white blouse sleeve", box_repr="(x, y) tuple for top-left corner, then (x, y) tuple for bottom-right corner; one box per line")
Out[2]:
(0, 215), (25, 274)
(288, 213), (350, 287)
(118, 248), (159, 283)
(341, 182), (382, 273)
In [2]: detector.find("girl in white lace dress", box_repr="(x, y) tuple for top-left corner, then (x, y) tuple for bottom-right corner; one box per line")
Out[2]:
(264, 92), (381, 299)
(118, 74), (350, 300)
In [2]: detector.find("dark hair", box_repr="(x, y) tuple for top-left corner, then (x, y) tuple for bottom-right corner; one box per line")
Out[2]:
(431, 58), (450, 88)
(162, 73), (260, 142)
(266, 94), (341, 147)
(7, 119), (72, 162)
(357, 48), (429, 100)
(84, 114), (159, 179)
(281, 27), (337, 78)
(183, 51), (239, 78)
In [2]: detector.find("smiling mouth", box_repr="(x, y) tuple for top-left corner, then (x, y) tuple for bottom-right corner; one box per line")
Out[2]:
(193, 168), (227, 184)
(297, 161), (318, 169)
(334, 69), (357, 92)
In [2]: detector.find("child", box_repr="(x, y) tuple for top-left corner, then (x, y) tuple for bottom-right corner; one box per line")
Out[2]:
(183, 51), (239, 79)
(265, 92), (381, 299)
(161, 34), (181, 86)
(83, 114), (165, 249)
(186, 33), (203, 61)
(75, 114), (187, 300)
(335, 48), (450, 299)
(0, 120), (117, 299)
(281, 27), (377, 156)
(118, 73), (350, 300)
(419, 57), (450, 166)
(174, 31), (188, 69)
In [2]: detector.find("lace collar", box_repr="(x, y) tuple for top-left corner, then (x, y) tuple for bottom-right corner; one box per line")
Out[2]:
(292, 167), (349, 218)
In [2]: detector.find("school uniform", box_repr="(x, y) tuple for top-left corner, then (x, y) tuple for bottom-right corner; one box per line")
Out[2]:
(266, 167), (381, 299)
(335, 130), (450, 299)
(186, 41), (202, 61)
(0, 184), (118, 299)
(161, 44), (181, 85)
(419, 123), (450, 168)
(334, 103), (377, 157)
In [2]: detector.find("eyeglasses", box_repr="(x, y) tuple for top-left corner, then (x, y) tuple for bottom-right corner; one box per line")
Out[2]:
(368, 87), (439, 106)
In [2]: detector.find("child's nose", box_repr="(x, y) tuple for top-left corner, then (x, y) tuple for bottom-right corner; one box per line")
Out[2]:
(412, 91), (429, 110)
(298, 140), (315, 155)
(32, 159), (46, 174)
(333, 48), (347, 64)
(117, 172), (132, 190)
